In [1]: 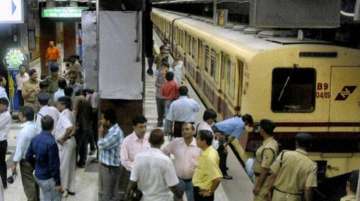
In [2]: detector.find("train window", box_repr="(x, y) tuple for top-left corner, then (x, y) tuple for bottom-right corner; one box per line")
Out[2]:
(210, 49), (217, 80)
(192, 38), (197, 59)
(198, 40), (203, 68)
(204, 45), (210, 73)
(271, 68), (316, 113)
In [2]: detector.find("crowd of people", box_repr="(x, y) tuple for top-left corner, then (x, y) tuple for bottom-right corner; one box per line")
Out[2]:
(0, 40), (358, 201)
(0, 40), (99, 201)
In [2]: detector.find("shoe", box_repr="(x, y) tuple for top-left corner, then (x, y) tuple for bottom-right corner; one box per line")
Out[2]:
(223, 175), (233, 180)
(67, 190), (76, 196)
(147, 69), (153, 76)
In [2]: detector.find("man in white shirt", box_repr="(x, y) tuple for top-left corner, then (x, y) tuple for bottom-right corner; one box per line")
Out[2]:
(0, 77), (8, 101)
(166, 86), (200, 138)
(127, 128), (184, 201)
(196, 109), (219, 149)
(15, 65), (29, 106)
(36, 93), (60, 131)
(163, 123), (201, 201)
(53, 79), (66, 102)
(54, 96), (76, 197)
(11, 106), (39, 201)
(0, 98), (11, 188)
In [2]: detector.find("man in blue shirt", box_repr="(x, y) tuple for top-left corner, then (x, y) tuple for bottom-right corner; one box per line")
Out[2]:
(213, 114), (254, 179)
(98, 109), (123, 201)
(26, 115), (63, 201)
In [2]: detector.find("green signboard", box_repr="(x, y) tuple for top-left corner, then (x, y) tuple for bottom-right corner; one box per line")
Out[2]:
(42, 7), (88, 18)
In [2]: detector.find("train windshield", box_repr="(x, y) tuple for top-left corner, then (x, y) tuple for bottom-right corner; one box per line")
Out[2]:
(271, 68), (316, 113)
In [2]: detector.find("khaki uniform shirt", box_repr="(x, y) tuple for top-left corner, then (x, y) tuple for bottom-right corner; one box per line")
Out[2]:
(22, 80), (39, 104)
(45, 76), (60, 94)
(253, 137), (279, 201)
(270, 148), (317, 200)
(340, 194), (356, 201)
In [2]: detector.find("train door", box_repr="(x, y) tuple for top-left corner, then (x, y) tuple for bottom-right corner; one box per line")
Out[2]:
(329, 67), (360, 123)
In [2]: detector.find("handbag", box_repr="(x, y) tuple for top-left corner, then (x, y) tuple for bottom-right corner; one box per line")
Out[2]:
(127, 188), (143, 201)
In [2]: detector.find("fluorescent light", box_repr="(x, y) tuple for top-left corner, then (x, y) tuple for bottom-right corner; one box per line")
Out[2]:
(42, 7), (88, 18)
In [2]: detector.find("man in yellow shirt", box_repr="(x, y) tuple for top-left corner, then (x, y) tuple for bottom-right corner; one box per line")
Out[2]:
(192, 130), (222, 201)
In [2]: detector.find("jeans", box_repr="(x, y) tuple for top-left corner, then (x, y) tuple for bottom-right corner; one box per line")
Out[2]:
(35, 177), (62, 201)
(179, 179), (194, 201)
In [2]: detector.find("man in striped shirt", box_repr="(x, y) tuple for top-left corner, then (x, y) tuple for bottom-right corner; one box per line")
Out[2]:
(98, 109), (124, 201)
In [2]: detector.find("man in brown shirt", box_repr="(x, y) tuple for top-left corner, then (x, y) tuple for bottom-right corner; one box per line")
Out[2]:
(268, 133), (317, 201)
(22, 69), (40, 111)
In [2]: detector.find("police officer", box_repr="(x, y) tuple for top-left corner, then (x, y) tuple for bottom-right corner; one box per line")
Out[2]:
(253, 119), (278, 201)
(268, 133), (317, 201)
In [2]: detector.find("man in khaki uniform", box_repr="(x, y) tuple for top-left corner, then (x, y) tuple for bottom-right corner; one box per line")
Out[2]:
(22, 69), (40, 110)
(340, 170), (358, 201)
(45, 64), (61, 95)
(253, 119), (278, 201)
(268, 133), (317, 201)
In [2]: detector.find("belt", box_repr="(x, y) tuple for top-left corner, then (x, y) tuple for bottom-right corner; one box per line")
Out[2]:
(254, 172), (271, 177)
(274, 187), (303, 196)
(174, 121), (194, 124)
(179, 178), (192, 182)
(100, 163), (120, 168)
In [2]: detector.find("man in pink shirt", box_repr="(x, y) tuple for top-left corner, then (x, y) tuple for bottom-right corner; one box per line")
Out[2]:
(120, 115), (150, 193)
(163, 122), (201, 201)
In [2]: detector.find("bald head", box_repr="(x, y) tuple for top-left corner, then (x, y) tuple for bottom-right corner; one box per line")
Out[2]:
(149, 129), (165, 148)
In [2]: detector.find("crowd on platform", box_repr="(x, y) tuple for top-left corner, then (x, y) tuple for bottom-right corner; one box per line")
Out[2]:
(0, 40), (358, 201)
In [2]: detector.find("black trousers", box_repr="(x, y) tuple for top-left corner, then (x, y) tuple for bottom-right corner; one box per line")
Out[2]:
(0, 140), (7, 188)
(193, 187), (214, 201)
(217, 139), (228, 175)
(89, 109), (98, 153)
(76, 129), (90, 166)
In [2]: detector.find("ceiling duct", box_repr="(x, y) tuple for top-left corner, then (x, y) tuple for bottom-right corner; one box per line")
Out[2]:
(249, 0), (341, 28)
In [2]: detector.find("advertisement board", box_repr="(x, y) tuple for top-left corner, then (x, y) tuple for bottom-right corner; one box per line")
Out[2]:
(0, 0), (23, 23)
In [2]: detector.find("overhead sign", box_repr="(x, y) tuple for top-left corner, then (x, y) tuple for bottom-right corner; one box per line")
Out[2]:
(42, 7), (88, 18)
(0, 0), (23, 23)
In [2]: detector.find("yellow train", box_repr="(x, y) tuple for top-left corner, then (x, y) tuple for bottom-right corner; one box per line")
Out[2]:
(151, 9), (360, 179)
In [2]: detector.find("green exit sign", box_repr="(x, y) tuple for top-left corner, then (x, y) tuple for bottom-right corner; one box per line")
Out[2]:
(42, 7), (88, 18)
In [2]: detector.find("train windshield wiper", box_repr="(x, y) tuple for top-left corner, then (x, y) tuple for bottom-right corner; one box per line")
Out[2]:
(277, 64), (298, 102)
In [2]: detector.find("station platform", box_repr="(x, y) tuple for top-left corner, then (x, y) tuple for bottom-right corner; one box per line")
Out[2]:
(3, 35), (254, 201)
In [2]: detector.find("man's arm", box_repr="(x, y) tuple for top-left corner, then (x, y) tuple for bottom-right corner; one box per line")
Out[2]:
(48, 143), (61, 186)
(254, 149), (275, 195)
(97, 130), (120, 150)
(0, 113), (10, 130)
(12, 132), (27, 173)
(120, 141), (133, 171)
(304, 188), (314, 201)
